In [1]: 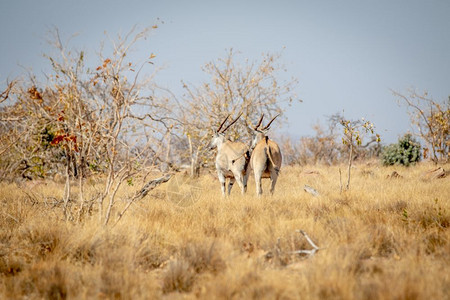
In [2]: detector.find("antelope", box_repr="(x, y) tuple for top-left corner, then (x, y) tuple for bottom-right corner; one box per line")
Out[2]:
(249, 114), (282, 196)
(210, 114), (250, 196)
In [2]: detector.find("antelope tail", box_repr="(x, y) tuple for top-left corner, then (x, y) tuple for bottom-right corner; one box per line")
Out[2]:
(232, 150), (250, 165)
(265, 146), (280, 175)
(243, 150), (250, 175)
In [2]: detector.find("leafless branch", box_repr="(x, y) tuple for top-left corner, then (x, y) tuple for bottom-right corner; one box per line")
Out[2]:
(392, 88), (449, 162)
(289, 230), (321, 257)
(0, 212), (19, 224)
(113, 173), (173, 226)
(0, 80), (16, 103)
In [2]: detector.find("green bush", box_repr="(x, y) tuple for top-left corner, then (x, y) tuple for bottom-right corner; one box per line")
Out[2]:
(382, 134), (421, 166)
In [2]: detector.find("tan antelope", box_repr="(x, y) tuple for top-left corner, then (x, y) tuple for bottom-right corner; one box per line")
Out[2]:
(249, 114), (282, 196)
(210, 114), (250, 196)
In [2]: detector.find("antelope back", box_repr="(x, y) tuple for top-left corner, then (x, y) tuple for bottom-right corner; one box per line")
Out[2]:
(216, 140), (250, 171)
(251, 138), (282, 170)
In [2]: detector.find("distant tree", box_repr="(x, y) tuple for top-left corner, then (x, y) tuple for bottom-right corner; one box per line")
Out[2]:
(335, 114), (380, 191)
(178, 49), (299, 176)
(392, 89), (449, 163)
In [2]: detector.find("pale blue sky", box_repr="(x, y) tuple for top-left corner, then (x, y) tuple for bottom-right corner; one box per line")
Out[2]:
(1, 0), (449, 143)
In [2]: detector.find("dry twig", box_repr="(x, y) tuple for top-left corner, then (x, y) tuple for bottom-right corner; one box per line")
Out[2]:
(303, 185), (319, 197)
(113, 174), (173, 226)
(266, 230), (322, 261)
(289, 230), (321, 257)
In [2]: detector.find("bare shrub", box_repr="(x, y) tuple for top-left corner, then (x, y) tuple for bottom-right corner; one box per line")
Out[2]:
(0, 25), (176, 225)
(281, 122), (341, 166)
(281, 114), (381, 167)
(392, 89), (449, 163)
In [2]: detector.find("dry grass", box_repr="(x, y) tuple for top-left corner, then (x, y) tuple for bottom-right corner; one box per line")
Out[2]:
(0, 162), (449, 299)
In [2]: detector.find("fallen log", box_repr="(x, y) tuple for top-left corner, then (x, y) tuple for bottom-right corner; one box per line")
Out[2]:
(422, 167), (446, 180)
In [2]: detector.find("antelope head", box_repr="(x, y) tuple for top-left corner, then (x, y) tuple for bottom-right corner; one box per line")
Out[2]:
(209, 113), (242, 150)
(249, 114), (280, 149)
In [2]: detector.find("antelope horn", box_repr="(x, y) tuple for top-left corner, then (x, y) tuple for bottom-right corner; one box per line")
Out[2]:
(262, 114), (280, 130)
(221, 112), (242, 133)
(254, 114), (264, 130)
(217, 114), (230, 132)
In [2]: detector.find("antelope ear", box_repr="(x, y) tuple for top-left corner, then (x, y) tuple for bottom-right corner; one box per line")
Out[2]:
(248, 125), (255, 132)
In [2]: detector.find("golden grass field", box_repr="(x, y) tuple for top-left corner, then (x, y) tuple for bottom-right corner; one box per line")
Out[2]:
(0, 162), (449, 299)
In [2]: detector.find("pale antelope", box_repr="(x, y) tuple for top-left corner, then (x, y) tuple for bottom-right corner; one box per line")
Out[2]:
(210, 114), (250, 196)
(249, 114), (282, 196)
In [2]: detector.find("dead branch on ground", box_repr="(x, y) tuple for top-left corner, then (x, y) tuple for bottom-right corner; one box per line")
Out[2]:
(113, 173), (173, 226)
(289, 230), (321, 257)
(266, 230), (322, 263)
